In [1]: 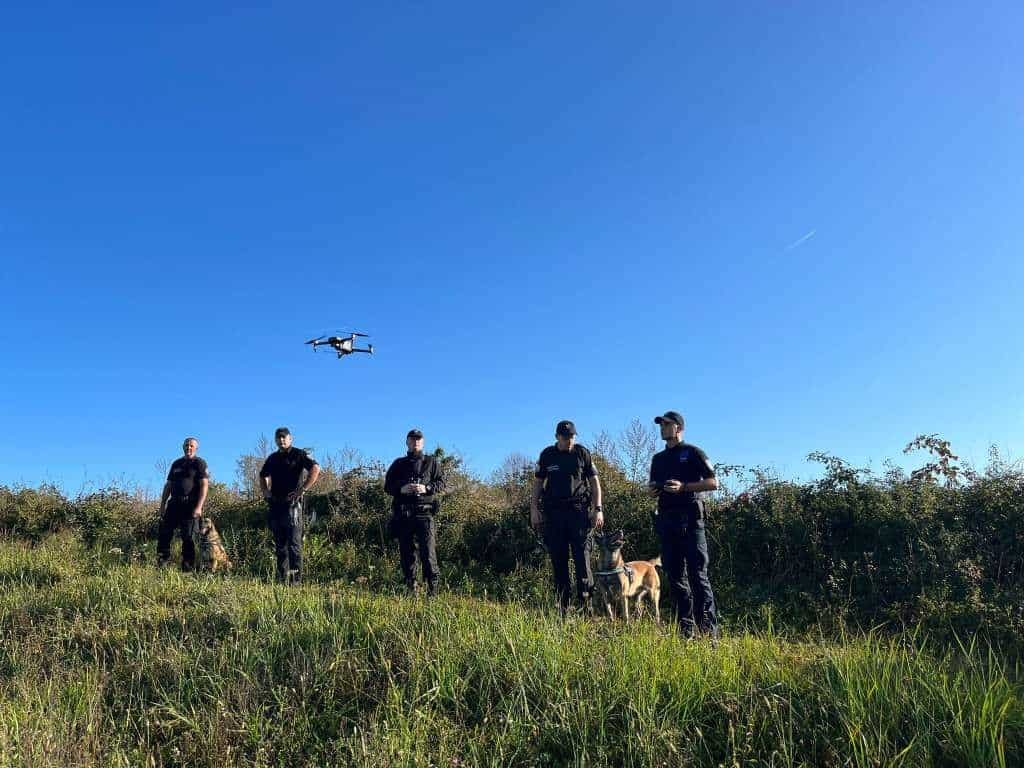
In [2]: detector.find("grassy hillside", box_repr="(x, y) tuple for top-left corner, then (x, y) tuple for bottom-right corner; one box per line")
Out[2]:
(1, 538), (1020, 767)
(5, 436), (1024, 651)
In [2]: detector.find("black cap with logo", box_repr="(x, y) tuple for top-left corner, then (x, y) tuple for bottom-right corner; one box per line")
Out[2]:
(654, 411), (685, 428)
(274, 426), (291, 437)
(407, 428), (424, 439)
(555, 420), (577, 437)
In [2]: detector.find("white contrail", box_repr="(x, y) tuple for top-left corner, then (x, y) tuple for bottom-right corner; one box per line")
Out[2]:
(784, 229), (816, 251)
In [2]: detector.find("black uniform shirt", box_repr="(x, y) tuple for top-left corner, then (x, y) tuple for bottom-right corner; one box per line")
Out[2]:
(384, 452), (445, 509)
(259, 448), (317, 498)
(649, 443), (715, 513)
(535, 444), (598, 502)
(166, 457), (209, 502)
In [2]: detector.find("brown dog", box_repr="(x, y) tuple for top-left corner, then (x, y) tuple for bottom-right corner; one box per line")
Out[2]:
(195, 516), (233, 573)
(594, 529), (661, 622)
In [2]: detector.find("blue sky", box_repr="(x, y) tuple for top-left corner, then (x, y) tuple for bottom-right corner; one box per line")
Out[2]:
(2, 2), (1021, 493)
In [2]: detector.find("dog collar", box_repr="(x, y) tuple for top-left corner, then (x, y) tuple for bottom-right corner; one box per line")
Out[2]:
(596, 565), (635, 586)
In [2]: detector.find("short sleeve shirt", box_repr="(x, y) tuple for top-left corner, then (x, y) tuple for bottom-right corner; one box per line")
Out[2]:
(535, 444), (598, 502)
(649, 443), (715, 514)
(259, 448), (317, 497)
(166, 457), (209, 502)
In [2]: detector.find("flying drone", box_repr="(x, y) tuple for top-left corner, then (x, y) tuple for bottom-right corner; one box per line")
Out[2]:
(305, 332), (374, 359)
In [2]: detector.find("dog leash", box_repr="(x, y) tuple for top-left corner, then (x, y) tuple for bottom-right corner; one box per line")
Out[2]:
(529, 525), (549, 554)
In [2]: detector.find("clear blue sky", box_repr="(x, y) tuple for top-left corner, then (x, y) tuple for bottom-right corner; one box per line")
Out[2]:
(2, 2), (1021, 494)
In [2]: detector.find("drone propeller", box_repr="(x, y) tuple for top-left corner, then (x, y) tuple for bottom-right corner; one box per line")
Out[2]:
(340, 331), (369, 338)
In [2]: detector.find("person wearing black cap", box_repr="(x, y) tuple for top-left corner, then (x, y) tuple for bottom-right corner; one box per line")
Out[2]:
(258, 427), (321, 584)
(648, 411), (719, 638)
(531, 420), (604, 615)
(157, 436), (209, 570)
(384, 429), (446, 595)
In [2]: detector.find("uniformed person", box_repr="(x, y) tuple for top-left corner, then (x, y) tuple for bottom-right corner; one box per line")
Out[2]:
(384, 428), (446, 595)
(157, 437), (209, 570)
(258, 427), (320, 584)
(648, 411), (720, 638)
(530, 420), (604, 615)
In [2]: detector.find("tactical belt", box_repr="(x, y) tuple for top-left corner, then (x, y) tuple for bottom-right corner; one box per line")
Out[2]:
(398, 502), (434, 516)
(544, 497), (587, 511)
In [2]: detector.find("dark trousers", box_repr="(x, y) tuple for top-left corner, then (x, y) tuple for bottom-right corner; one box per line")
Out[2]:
(657, 506), (718, 635)
(157, 499), (198, 570)
(268, 500), (303, 584)
(543, 501), (594, 613)
(395, 513), (439, 592)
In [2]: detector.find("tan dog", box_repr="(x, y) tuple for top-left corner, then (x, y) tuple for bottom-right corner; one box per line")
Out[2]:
(594, 529), (660, 622)
(195, 516), (232, 573)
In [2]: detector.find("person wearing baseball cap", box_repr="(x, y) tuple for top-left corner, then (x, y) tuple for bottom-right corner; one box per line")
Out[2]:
(531, 419), (604, 616)
(648, 411), (720, 638)
(258, 427), (320, 584)
(384, 428), (446, 596)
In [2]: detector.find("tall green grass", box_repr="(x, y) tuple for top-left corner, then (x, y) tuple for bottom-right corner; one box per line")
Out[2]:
(1, 538), (1020, 767)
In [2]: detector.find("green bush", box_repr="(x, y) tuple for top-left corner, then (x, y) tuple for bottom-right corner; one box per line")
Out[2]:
(0, 484), (72, 543)
(3, 436), (1024, 647)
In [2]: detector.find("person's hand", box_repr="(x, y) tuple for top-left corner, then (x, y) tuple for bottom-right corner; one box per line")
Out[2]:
(400, 483), (416, 494)
(192, 507), (203, 518)
(663, 479), (683, 494)
(287, 490), (303, 504)
(530, 505), (542, 531)
(647, 481), (661, 498)
(591, 506), (605, 529)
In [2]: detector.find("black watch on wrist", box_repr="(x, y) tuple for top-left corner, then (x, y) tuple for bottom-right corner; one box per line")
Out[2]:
(594, 505), (603, 513)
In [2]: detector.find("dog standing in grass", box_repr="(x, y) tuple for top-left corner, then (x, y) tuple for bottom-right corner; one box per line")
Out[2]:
(194, 516), (232, 573)
(594, 529), (661, 622)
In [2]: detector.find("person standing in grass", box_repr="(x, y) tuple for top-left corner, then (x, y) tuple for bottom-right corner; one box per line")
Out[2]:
(385, 428), (446, 596)
(648, 411), (720, 638)
(259, 427), (320, 585)
(531, 420), (604, 616)
(157, 437), (209, 571)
